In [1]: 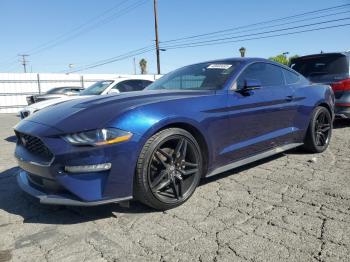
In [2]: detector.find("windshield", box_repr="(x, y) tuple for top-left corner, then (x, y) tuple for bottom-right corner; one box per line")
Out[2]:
(290, 54), (349, 83)
(79, 81), (114, 96)
(146, 62), (240, 91)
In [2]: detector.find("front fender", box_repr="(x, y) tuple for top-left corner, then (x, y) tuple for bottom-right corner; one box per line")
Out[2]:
(109, 109), (212, 169)
(144, 116), (206, 140)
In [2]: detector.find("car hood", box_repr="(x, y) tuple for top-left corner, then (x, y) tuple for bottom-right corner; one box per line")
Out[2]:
(24, 95), (91, 111)
(35, 94), (65, 99)
(20, 90), (213, 134)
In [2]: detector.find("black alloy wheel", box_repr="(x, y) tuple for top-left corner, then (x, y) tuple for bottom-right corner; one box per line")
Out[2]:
(303, 106), (332, 153)
(314, 110), (332, 147)
(135, 128), (202, 210)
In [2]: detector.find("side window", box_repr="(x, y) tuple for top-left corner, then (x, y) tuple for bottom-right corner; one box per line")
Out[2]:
(68, 88), (81, 94)
(142, 80), (153, 88)
(63, 88), (73, 94)
(115, 80), (144, 92)
(283, 69), (300, 85)
(237, 63), (285, 88)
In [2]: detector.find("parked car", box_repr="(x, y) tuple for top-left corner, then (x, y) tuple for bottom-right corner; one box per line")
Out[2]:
(290, 52), (350, 118)
(26, 86), (84, 105)
(19, 77), (154, 119)
(14, 58), (334, 210)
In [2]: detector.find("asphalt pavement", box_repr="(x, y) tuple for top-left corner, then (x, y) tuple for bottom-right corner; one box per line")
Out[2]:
(1, 114), (350, 262)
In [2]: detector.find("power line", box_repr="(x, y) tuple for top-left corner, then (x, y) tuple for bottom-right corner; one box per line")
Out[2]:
(65, 45), (154, 70)
(0, 0), (136, 69)
(0, 0), (149, 71)
(12, 3), (348, 73)
(162, 23), (350, 50)
(64, 18), (350, 73)
(0, 56), (19, 68)
(64, 23), (350, 73)
(25, 0), (132, 55)
(64, 45), (155, 73)
(162, 10), (350, 45)
(161, 3), (350, 44)
(5, 62), (20, 72)
(2, 2), (349, 73)
(28, 0), (149, 56)
(66, 48), (154, 73)
(161, 17), (350, 49)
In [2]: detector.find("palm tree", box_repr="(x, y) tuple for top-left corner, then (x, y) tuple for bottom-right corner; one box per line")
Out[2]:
(139, 59), (148, 74)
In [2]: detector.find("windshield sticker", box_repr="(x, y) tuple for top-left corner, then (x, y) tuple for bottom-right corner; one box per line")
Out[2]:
(207, 64), (232, 70)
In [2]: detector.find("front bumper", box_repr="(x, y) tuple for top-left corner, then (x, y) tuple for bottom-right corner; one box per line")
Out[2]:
(17, 171), (132, 206)
(14, 120), (141, 206)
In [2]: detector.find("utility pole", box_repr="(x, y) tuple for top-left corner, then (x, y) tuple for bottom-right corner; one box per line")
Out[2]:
(133, 57), (136, 74)
(153, 0), (161, 74)
(18, 54), (29, 73)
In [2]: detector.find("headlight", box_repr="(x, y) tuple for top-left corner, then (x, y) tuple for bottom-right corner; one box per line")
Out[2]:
(63, 128), (132, 146)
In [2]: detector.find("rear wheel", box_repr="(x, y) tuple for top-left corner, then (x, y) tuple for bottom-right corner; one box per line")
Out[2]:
(135, 128), (203, 210)
(303, 106), (332, 153)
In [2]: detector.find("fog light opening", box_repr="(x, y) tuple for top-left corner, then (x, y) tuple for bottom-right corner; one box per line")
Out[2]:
(65, 163), (112, 173)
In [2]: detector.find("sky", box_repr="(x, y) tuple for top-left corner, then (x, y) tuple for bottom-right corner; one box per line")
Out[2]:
(0, 0), (349, 74)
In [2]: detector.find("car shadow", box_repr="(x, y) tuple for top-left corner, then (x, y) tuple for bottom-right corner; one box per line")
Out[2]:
(0, 167), (157, 226)
(0, 152), (290, 225)
(200, 153), (283, 185)
(4, 135), (17, 143)
(333, 118), (350, 129)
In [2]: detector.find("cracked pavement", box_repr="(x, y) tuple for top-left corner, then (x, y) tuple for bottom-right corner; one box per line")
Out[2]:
(1, 114), (350, 262)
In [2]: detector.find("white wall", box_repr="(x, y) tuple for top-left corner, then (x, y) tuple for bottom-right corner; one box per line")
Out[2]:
(0, 73), (161, 113)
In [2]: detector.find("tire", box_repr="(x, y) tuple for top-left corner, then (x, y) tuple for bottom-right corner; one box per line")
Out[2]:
(134, 128), (203, 210)
(303, 106), (332, 153)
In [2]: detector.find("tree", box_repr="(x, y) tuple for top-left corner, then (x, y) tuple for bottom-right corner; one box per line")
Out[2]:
(288, 55), (299, 65)
(268, 54), (299, 66)
(268, 54), (289, 66)
(139, 59), (148, 74)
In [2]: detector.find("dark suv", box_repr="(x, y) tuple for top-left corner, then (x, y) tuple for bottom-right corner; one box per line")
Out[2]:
(290, 52), (350, 118)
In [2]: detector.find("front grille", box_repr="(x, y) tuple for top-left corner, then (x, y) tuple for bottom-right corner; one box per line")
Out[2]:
(16, 132), (53, 161)
(27, 174), (64, 193)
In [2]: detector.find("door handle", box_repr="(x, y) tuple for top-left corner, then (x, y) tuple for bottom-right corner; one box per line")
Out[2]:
(285, 95), (293, 102)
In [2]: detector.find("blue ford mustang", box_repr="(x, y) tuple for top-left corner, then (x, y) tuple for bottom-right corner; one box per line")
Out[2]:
(14, 58), (334, 210)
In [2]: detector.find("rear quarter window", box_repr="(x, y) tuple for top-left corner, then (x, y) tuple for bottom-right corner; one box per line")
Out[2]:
(283, 69), (300, 85)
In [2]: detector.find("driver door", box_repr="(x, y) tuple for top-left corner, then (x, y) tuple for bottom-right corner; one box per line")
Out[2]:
(222, 62), (298, 163)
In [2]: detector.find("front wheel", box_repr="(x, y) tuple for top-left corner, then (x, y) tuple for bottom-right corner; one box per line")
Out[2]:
(303, 106), (332, 153)
(134, 128), (203, 210)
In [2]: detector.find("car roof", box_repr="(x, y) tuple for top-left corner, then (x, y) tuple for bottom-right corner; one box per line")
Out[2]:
(95, 76), (155, 82)
(191, 57), (289, 68)
(49, 86), (83, 89)
(292, 52), (350, 61)
(201, 57), (268, 64)
(195, 57), (296, 73)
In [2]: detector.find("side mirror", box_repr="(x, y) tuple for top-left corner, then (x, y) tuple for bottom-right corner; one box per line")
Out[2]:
(244, 79), (261, 90)
(108, 89), (120, 94)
